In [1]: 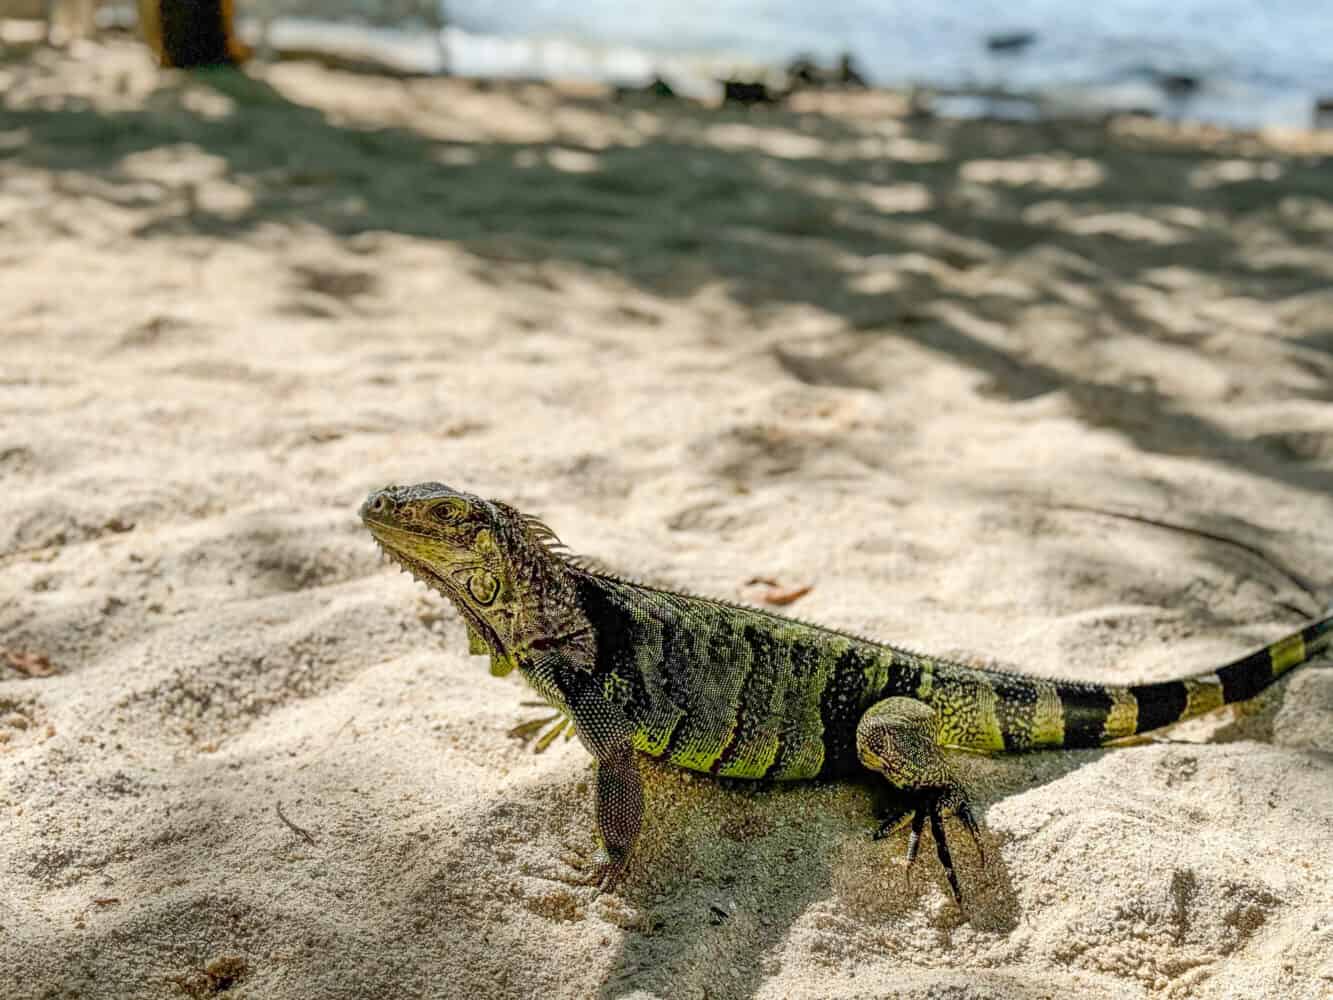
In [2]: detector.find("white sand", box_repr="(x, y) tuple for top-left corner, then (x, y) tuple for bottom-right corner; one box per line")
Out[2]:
(2, 36), (1332, 1000)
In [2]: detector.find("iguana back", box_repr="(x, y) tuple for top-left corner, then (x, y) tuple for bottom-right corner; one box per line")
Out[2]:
(576, 570), (1333, 779)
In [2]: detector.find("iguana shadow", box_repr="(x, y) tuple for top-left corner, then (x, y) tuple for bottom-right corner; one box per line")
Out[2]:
(587, 750), (1109, 1000)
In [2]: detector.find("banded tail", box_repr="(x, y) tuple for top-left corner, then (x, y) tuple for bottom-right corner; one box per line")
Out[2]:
(930, 611), (1333, 752)
(1086, 611), (1333, 746)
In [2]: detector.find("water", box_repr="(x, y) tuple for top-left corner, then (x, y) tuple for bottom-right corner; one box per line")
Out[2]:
(259, 1), (1333, 127)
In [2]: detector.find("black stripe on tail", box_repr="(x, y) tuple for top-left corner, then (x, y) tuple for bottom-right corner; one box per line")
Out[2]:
(1126, 612), (1333, 740)
(1126, 679), (1189, 734)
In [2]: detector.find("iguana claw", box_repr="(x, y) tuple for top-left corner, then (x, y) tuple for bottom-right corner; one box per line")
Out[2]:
(508, 709), (575, 753)
(591, 847), (631, 895)
(550, 846), (628, 895)
(872, 807), (911, 841)
(899, 789), (984, 906)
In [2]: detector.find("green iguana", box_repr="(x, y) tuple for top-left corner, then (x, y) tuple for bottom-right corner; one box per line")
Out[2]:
(360, 482), (1332, 905)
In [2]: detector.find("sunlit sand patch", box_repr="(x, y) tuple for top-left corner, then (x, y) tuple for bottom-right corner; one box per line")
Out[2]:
(960, 154), (1106, 191)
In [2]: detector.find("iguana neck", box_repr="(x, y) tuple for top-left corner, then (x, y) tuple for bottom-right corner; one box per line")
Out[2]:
(461, 507), (593, 666)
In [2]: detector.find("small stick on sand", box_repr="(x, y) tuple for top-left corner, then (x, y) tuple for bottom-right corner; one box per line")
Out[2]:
(276, 801), (317, 846)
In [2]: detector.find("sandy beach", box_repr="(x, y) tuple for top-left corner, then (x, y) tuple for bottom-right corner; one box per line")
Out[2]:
(2, 34), (1332, 1000)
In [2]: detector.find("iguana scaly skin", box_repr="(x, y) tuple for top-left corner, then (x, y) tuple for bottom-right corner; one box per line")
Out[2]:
(360, 482), (1333, 904)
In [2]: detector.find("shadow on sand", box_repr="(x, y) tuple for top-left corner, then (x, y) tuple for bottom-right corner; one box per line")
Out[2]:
(5, 61), (1332, 511)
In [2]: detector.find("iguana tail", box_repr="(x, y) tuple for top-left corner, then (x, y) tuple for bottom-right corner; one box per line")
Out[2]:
(1054, 611), (1333, 748)
(929, 611), (1333, 751)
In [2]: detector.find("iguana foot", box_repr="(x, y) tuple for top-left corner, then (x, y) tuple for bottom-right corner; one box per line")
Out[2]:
(508, 706), (574, 754)
(549, 846), (629, 895)
(872, 805), (911, 841)
(548, 847), (600, 889)
(857, 697), (986, 907)
(591, 847), (631, 895)
(899, 786), (983, 904)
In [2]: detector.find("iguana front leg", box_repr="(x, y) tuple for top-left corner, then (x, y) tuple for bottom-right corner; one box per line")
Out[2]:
(479, 622), (572, 753)
(530, 652), (644, 893)
(857, 697), (984, 907)
(568, 681), (643, 892)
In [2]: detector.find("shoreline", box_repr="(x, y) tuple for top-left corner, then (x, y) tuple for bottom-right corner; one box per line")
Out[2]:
(6, 11), (1333, 129)
(254, 17), (1333, 130)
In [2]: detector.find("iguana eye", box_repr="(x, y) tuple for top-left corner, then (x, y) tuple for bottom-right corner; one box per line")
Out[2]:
(432, 500), (465, 523)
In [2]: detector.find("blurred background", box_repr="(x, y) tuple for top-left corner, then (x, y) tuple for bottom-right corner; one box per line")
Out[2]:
(6, 0), (1333, 127)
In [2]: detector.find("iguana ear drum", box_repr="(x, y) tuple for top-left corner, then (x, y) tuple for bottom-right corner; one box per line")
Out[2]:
(468, 572), (500, 606)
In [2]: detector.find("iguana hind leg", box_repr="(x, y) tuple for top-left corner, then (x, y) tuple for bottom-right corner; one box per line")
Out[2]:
(857, 697), (984, 907)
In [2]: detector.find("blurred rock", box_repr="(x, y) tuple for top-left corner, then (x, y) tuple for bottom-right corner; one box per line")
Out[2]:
(786, 52), (821, 89)
(720, 78), (780, 107)
(1157, 72), (1201, 97)
(1314, 96), (1333, 130)
(784, 50), (867, 92)
(985, 31), (1037, 53)
(614, 75), (678, 101)
(837, 52), (867, 88)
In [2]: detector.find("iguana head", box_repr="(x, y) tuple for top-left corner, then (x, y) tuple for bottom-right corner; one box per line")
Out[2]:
(359, 482), (570, 659)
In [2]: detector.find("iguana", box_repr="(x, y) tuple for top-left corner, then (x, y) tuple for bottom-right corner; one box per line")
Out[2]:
(360, 482), (1333, 904)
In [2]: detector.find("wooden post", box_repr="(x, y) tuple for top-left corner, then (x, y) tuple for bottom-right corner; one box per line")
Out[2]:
(137, 0), (249, 67)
